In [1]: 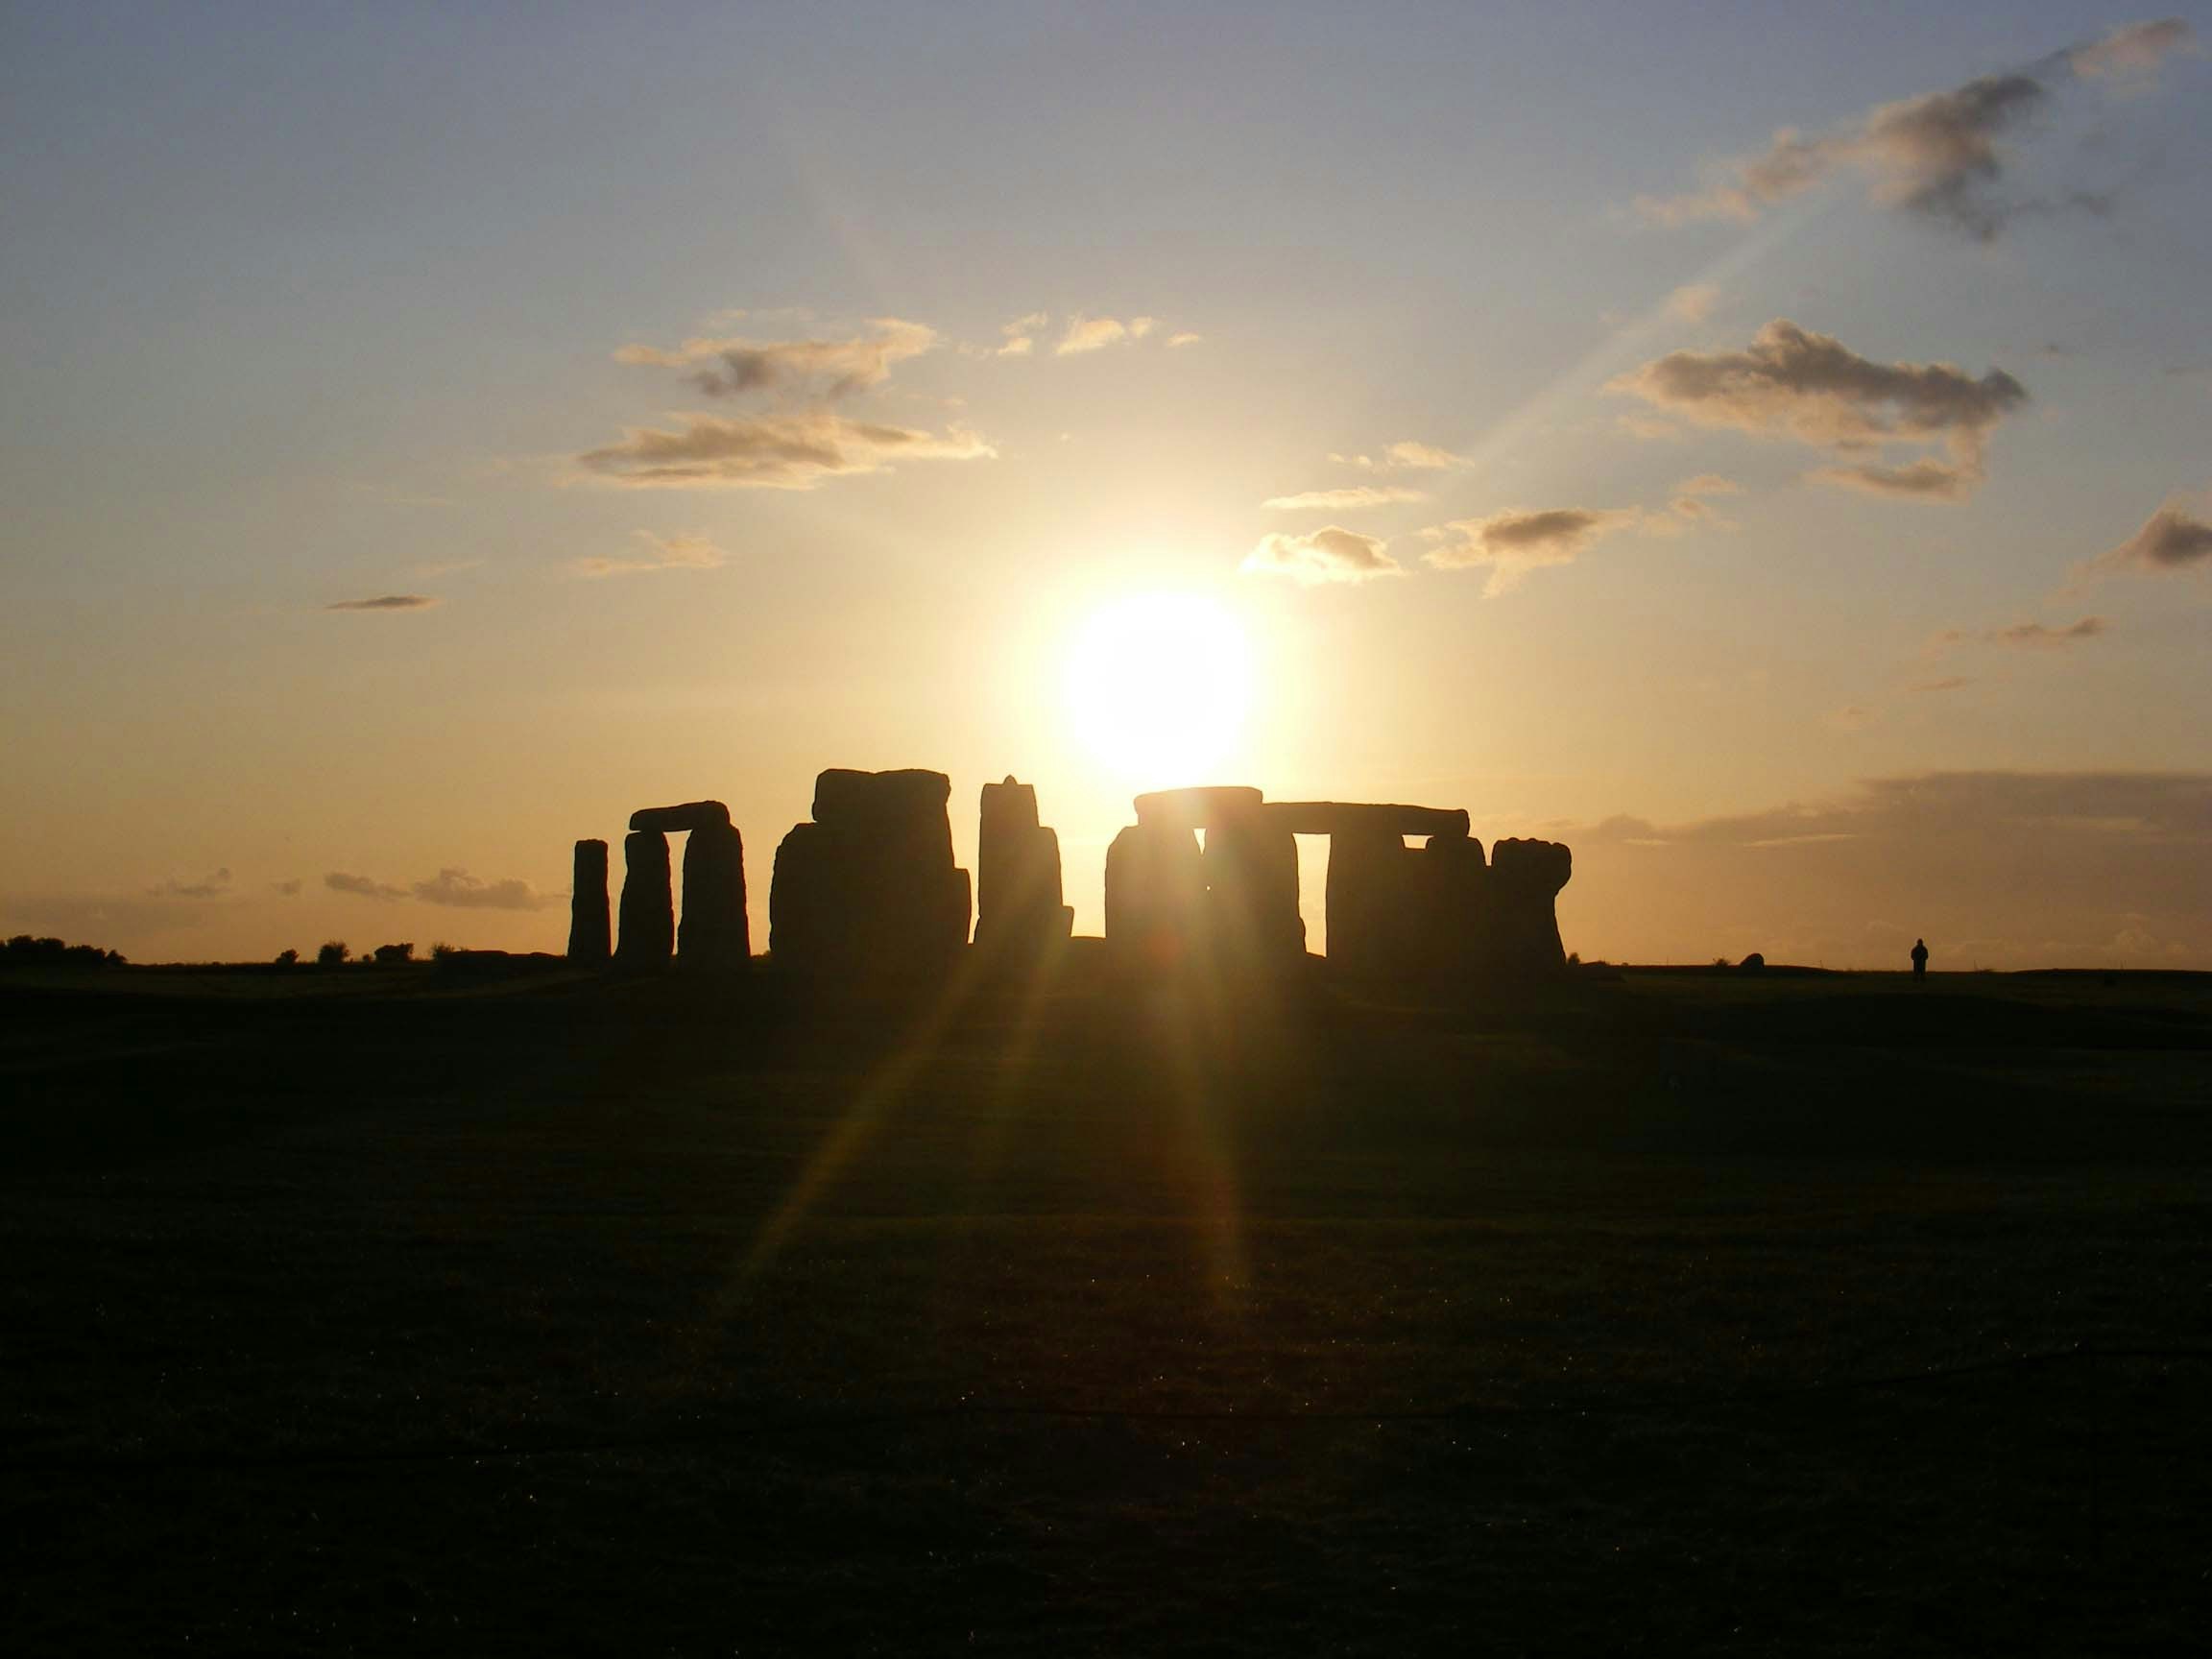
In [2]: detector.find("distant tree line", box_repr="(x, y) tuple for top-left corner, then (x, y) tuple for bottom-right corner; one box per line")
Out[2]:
(2, 934), (126, 968)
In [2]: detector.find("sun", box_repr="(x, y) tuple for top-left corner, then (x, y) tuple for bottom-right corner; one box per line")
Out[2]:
(1063, 592), (1251, 786)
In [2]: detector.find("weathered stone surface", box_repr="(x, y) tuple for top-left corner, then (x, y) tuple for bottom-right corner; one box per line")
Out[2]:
(1486, 836), (1572, 973)
(567, 839), (611, 965)
(677, 820), (750, 966)
(974, 776), (1071, 963)
(1105, 821), (1205, 973)
(1265, 802), (1471, 840)
(768, 769), (970, 976)
(629, 800), (731, 834)
(615, 830), (674, 966)
(1133, 786), (1264, 830)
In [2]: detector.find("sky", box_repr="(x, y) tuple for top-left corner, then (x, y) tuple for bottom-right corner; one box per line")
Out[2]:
(2, 1), (2207, 969)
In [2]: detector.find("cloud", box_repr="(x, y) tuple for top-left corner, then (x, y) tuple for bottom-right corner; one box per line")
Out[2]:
(614, 318), (935, 399)
(326, 871), (407, 902)
(994, 311), (1047, 356)
(273, 879), (302, 898)
(1056, 316), (1125, 354)
(325, 869), (553, 910)
(1666, 283), (1721, 323)
(411, 869), (553, 911)
(1647, 472), (1743, 535)
(1422, 506), (1635, 595)
(1810, 457), (1984, 500)
(148, 868), (232, 901)
(1609, 319), (2026, 501)
(1331, 440), (1473, 472)
(577, 410), (995, 490)
(326, 594), (438, 612)
(1240, 525), (1404, 586)
(569, 530), (730, 579)
(2067, 17), (2196, 80)
(2099, 504), (2212, 572)
(1988, 616), (2107, 648)
(1166, 332), (1203, 348)
(1910, 675), (1976, 693)
(1129, 316), (1159, 340)
(1261, 485), (1430, 511)
(1635, 19), (2196, 238)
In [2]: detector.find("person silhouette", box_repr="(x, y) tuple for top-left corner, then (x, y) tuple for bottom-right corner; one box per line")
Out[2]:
(1911, 938), (1929, 979)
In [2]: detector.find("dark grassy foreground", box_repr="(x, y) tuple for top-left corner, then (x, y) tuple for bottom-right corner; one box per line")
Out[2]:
(3, 960), (2208, 1656)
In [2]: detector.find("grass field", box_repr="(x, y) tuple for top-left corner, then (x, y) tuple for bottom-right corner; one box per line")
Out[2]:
(4, 961), (2208, 1654)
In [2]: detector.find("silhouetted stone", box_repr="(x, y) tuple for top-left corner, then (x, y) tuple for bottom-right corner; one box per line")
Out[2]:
(1739, 950), (1766, 972)
(678, 821), (749, 966)
(769, 769), (969, 977)
(629, 800), (732, 834)
(568, 839), (611, 965)
(1417, 831), (1490, 975)
(1134, 785), (1264, 830)
(1324, 825), (1419, 977)
(616, 830), (674, 966)
(974, 776), (1072, 966)
(1200, 804), (1305, 969)
(1487, 837), (1572, 973)
(1105, 821), (1206, 974)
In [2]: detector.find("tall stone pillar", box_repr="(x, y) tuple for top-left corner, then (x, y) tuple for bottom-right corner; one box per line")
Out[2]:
(678, 822), (750, 965)
(1104, 821), (1206, 974)
(567, 839), (611, 965)
(616, 830), (674, 966)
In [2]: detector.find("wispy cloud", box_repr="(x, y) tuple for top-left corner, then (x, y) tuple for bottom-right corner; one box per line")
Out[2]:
(148, 868), (232, 901)
(578, 410), (995, 490)
(2096, 502), (2212, 573)
(614, 318), (935, 399)
(1635, 18), (2196, 239)
(1422, 507), (1635, 595)
(325, 868), (554, 910)
(411, 869), (554, 911)
(1666, 283), (1721, 323)
(325, 594), (438, 612)
(1988, 616), (2108, 648)
(326, 871), (408, 902)
(1910, 675), (1976, 693)
(1331, 440), (1473, 472)
(1056, 314), (1141, 355)
(1609, 319), (2026, 501)
(1166, 331), (1202, 348)
(272, 879), (302, 898)
(994, 311), (1047, 356)
(1261, 485), (1429, 512)
(1240, 525), (1404, 586)
(569, 530), (730, 579)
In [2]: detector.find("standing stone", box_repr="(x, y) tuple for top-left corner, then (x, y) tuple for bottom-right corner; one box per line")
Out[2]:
(1105, 821), (1206, 974)
(975, 776), (1072, 966)
(678, 821), (749, 966)
(1486, 837), (1572, 974)
(567, 839), (612, 965)
(616, 830), (674, 967)
(1416, 832), (1489, 975)
(1199, 805), (1305, 972)
(1324, 826), (1417, 977)
(768, 768), (970, 977)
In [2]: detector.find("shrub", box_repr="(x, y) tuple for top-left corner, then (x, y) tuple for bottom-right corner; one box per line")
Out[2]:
(430, 941), (460, 962)
(317, 941), (349, 967)
(275, 948), (299, 967)
(372, 942), (415, 965)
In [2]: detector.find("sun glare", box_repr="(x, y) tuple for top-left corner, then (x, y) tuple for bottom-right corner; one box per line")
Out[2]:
(1064, 592), (1250, 785)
